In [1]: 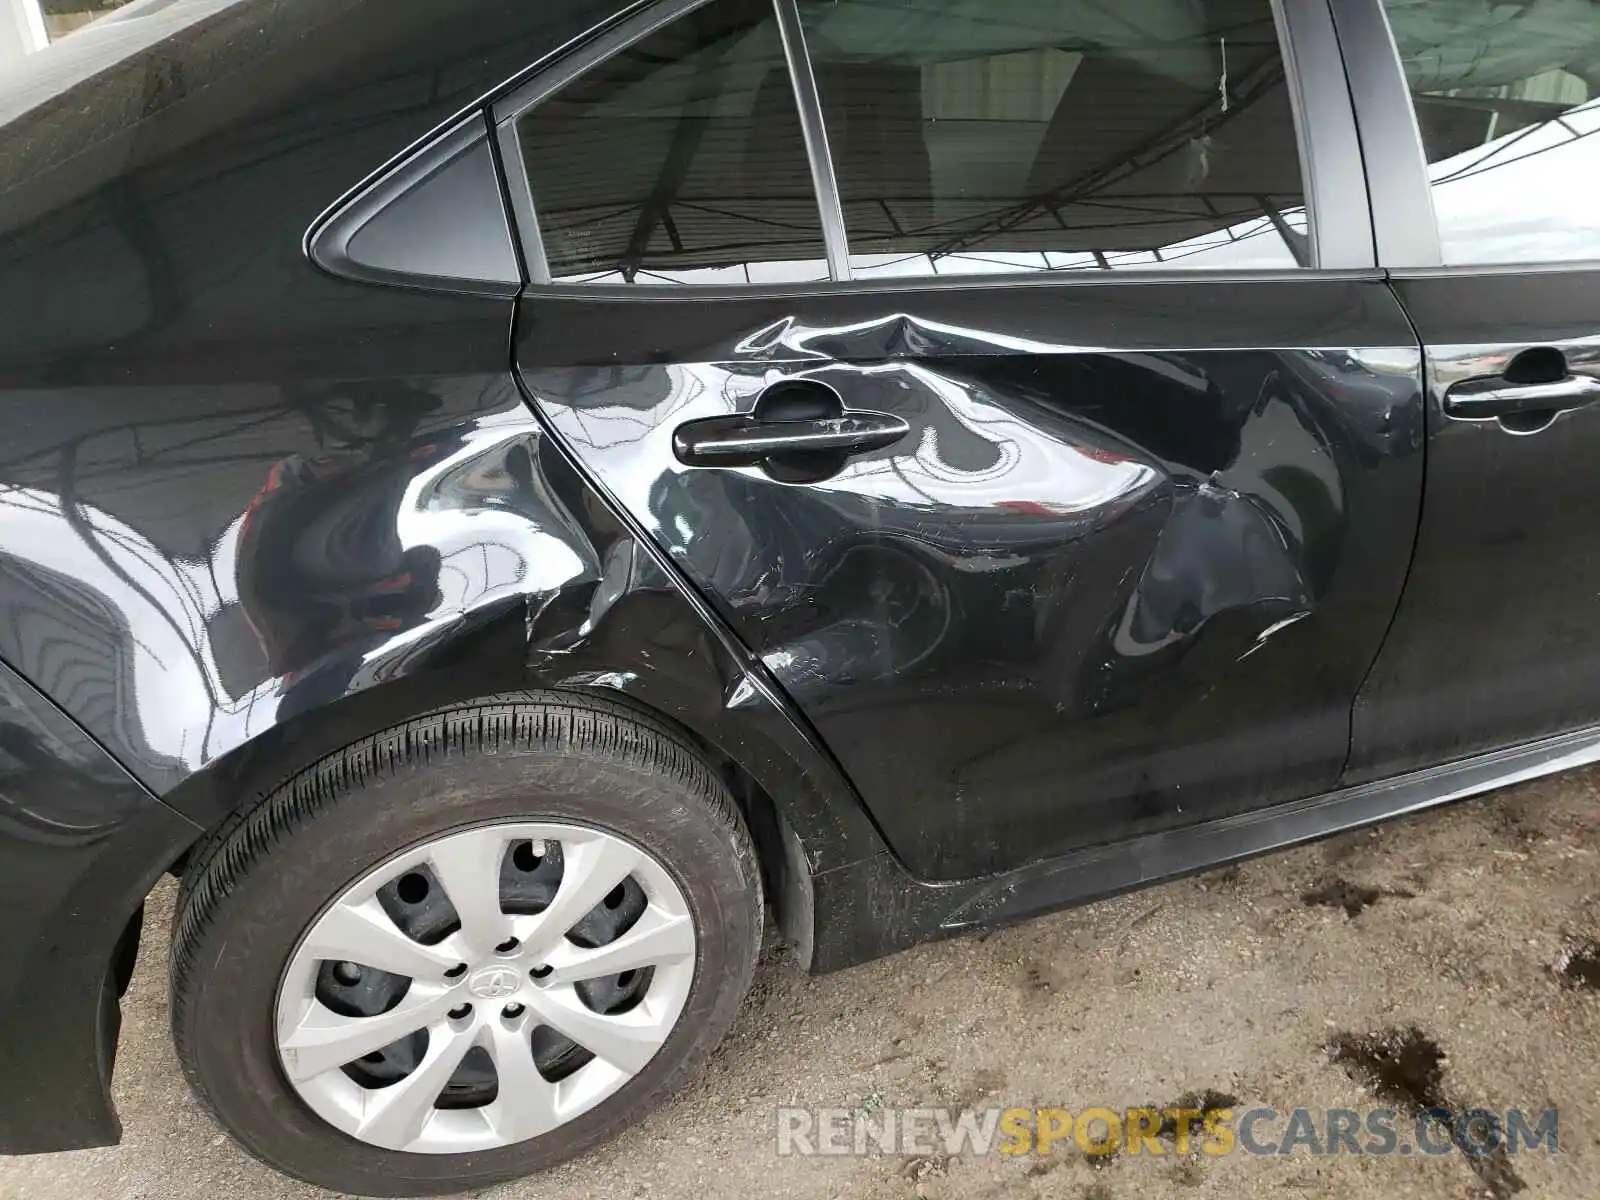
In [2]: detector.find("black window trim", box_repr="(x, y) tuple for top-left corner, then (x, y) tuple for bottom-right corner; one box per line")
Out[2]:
(488, 0), (1378, 296)
(307, 113), (524, 297)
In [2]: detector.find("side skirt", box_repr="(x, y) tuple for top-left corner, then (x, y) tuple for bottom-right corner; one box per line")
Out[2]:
(808, 721), (1600, 972)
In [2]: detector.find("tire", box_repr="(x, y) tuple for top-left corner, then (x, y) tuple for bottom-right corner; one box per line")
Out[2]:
(171, 692), (762, 1196)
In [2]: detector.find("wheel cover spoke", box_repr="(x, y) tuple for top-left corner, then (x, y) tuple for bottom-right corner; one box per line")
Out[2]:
(426, 828), (515, 955)
(520, 834), (642, 960)
(357, 1021), (478, 1150)
(542, 907), (694, 985)
(280, 985), (449, 1082)
(523, 984), (674, 1074)
(300, 897), (463, 979)
(274, 820), (697, 1156)
(484, 1017), (560, 1141)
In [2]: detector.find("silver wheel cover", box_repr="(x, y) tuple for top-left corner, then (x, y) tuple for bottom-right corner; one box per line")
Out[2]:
(274, 821), (696, 1154)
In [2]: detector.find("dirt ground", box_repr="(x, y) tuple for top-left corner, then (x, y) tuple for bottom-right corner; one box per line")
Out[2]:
(6, 768), (1600, 1200)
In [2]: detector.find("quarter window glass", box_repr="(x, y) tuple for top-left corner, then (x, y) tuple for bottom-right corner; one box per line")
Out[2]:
(515, 0), (830, 285)
(795, 0), (1311, 276)
(1382, 0), (1600, 265)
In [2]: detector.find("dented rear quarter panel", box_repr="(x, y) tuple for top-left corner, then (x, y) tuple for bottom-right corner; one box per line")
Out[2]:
(0, 0), (881, 1063)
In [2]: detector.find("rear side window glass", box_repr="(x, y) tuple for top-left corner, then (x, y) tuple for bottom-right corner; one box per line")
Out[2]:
(795, 0), (1312, 277)
(514, 0), (831, 284)
(1380, 0), (1600, 266)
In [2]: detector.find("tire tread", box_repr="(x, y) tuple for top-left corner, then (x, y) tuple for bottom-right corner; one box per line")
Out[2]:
(169, 690), (759, 1192)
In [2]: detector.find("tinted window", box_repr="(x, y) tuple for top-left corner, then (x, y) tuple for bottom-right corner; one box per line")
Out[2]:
(795, 0), (1311, 277)
(515, 0), (830, 285)
(1382, 0), (1600, 265)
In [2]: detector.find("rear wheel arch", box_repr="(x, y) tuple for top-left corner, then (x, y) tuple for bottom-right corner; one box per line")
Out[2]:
(163, 681), (827, 968)
(551, 686), (820, 970)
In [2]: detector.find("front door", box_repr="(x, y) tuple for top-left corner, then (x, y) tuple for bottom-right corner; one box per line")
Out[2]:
(1338, 0), (1600, 780)
(502, 0), (1426, 879)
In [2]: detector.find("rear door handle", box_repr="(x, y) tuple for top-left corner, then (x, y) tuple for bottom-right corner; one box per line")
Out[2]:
(673, 411), (909, 467)
(1442, 374), (1600, 420)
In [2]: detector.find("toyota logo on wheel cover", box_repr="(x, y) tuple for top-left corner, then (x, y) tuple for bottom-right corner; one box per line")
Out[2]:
(467, 965), (521, 1000)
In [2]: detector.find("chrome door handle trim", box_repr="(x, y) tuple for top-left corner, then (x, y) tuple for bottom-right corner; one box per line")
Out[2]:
(1442, 374), (1600, 420)
(673, 412), (909, 467)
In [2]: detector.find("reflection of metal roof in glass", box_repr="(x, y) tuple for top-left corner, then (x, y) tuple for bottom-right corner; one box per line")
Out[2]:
(1428, 97), (1600, 188)
(578, 0), (1600, 282)
(536, 0), (1309, 281)
(1389, 0), (1600, 179)
(1386, 0), (1600, 94)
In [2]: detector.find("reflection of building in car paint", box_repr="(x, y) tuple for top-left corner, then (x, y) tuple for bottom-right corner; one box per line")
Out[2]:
(0, 398), (601, 790)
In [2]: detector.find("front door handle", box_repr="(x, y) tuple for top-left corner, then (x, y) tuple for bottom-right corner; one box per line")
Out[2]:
(673, 411), (909, 467)
(1442, 374), (1600, 420)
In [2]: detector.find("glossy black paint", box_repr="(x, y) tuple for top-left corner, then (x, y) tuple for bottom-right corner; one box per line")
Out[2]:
(0, 0), (880, 1153)
(816, 712), (1600, 968)
(0, 658), (196, 1153)
(1, 0), (1593, 1167)
(0, 0), (879, 863)
(150, 405), (886, 883)
(516, 281), (1426, 878)
(1350, 269), (1600, 779)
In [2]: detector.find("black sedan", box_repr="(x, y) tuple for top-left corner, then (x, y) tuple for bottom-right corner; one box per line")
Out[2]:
(1, 0), (1597, 1192)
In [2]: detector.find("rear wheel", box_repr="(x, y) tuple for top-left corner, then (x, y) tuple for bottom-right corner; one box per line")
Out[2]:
(171, 694), (762, 1196)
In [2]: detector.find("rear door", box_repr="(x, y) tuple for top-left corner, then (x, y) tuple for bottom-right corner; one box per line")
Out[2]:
(501, 0), (1427, 880)
(1336, 0), (1600, 780)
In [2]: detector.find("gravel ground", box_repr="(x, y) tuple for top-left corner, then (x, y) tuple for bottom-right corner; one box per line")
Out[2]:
(6, 769), (1600, 1200)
